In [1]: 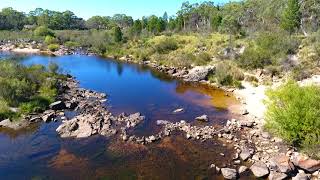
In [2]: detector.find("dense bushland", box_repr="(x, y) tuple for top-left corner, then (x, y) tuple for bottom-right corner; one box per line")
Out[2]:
(0, 60), (62, 120)
(265, 81), (320, 158)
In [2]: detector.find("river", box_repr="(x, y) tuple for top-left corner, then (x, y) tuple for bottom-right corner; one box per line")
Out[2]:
(0, 54), (253, 180)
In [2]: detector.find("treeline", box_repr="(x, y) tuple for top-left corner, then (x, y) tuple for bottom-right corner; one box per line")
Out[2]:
(1, 0), (319, 35)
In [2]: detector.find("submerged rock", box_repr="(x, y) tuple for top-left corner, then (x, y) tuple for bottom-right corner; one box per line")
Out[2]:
(173, 108), (184, 113)
(195, 115), (209, 122)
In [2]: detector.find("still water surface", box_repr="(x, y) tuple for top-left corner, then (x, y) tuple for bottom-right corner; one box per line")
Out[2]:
(0, 54), (250, 180)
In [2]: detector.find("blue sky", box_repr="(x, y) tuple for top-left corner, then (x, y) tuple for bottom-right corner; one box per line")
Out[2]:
(0, 0), (235, 19)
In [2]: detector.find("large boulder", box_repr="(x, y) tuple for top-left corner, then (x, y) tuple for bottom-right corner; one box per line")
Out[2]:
(250, 161), (270, 178)
(49, 101), (66, 110)
(292, 153), (320, 173)
(221, 168), (238, 180)
(125, 113), (145, 128)
(183, 66), (215, 82)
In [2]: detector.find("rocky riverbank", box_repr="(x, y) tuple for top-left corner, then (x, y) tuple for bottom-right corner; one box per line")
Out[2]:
(0, 40), (96, 56)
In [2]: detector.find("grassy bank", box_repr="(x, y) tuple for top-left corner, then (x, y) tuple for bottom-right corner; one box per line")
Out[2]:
(0, 60), (63, 121)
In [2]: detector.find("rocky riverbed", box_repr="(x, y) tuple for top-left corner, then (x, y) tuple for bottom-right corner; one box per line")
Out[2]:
(52, 77), (320, 179)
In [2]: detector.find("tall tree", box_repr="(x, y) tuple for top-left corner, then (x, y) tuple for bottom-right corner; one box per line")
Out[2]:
(130, 19), (143, 37)
(113, 26), (123, 42)
(281, 0), (301, 34)
(162, 12), (168, 22)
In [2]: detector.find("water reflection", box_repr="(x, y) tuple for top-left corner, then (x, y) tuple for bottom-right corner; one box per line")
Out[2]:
(0, 53), (243, 180)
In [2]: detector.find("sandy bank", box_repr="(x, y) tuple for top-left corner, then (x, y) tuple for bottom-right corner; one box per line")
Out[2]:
(234, 82), (267, 120)
(11, 48), (40, 54)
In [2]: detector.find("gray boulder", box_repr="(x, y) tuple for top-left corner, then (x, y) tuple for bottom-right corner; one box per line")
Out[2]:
(250, 161), (270, 178)
(221, 168), (237, 179)
(183, 66), (215, 82)
(240, 146), (253, 161)
(49, 101), (66, 110)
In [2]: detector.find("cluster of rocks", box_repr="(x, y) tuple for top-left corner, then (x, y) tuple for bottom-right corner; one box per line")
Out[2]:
(215, 153), (320, 180)
(0, 40), (96, 56)
(51, 45), (96, 56)
(0, 39), (41, 52)
(118, 55), (216, 83)
(207, 118), (320, 180)
(55, 79), (145, 139)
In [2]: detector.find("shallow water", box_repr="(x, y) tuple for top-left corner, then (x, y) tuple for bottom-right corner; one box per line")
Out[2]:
(0, 54), (253, 180)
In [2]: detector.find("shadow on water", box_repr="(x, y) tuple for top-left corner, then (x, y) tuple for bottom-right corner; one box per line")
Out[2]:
(0, 53), (254, 180)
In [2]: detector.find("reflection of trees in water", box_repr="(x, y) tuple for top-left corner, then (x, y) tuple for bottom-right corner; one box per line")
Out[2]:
(175, 81), (238, 110)
(116, 62), (123, 76)
(0, 52), (27, 61)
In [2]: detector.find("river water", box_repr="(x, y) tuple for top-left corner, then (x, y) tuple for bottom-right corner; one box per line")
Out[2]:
(0, 54), (253, 180)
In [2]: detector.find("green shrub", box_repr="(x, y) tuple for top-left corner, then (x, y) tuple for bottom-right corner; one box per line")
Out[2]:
(290, 65), (311, 81)
(34, 26), (54, 37)
(64, 41), (80, 48)
(169, 52), (195, 67)
(153, 37), (178, 54)
(265, 81), (320, 157)
(238, 32), (299, 70)
(19, 96), (51, 114)
(210, 62), (244, 88)
(44, 35), (57, 45)
(0, 100), (17, 120)
(194, 52), (211, 65)
(39, 81), (57, 103)
(238, 46), (271, 69)
(0, 78), (35, 106)
(48, 44), (60, 52)
(0, 60), (60, 119)
(245, 75), (259, 83)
